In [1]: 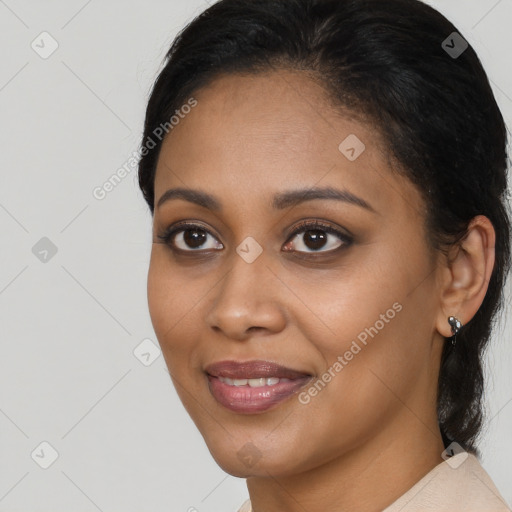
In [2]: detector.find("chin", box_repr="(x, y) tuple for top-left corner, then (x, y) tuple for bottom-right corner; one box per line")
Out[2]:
(209, 451), (285, 478)
(204, 435), (306, 478)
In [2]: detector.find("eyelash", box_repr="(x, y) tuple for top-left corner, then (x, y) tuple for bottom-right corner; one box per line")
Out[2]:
(156, 220), (353, 256)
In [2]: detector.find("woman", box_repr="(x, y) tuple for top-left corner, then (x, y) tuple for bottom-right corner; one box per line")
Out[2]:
(138, 0), (511, 510)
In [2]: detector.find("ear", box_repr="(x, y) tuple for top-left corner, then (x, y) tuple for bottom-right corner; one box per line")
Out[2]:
(435, 215), (496, 338)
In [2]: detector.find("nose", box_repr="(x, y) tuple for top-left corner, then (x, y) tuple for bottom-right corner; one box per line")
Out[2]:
(204, 251), (287, 341)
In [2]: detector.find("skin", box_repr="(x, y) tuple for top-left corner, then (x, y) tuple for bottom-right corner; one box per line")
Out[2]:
(147, 69), (496, 512)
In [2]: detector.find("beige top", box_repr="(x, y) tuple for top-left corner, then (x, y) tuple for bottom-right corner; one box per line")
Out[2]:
(236, 452), (511, 512)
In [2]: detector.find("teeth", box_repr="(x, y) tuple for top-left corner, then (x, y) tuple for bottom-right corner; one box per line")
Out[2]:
(248, 378), (266, 388)
(218, 376), (289, 387)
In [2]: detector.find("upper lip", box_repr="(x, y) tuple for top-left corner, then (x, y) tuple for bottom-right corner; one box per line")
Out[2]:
(205, 360), (312, 380)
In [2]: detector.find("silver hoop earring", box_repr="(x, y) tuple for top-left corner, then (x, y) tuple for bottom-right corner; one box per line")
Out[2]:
(448, 316), (462, 346)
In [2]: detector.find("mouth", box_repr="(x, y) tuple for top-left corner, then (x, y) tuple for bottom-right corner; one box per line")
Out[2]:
(205, 360), (313, 414)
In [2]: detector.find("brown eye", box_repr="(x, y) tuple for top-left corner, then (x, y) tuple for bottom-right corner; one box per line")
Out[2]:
(158, 223), (224, 251)
(181, 228), (208, 249)
(300, 230), (329, 250)
(283, 221), (352, 254)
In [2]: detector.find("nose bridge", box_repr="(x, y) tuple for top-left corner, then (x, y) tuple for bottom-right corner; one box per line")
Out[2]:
(205, 248), (286, 340)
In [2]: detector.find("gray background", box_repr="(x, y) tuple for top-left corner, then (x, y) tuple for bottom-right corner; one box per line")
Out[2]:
(0, 0), (510, 510)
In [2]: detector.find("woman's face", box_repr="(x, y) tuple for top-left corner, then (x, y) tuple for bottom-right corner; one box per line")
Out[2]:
(148, 70), (446, 477)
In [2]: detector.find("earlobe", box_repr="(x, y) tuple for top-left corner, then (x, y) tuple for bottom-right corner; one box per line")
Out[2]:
(435, 215), (496, 339)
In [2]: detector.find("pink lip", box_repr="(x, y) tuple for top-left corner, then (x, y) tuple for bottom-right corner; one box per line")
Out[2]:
(205, 359), (311, 380)
(205, 360), (312, 414)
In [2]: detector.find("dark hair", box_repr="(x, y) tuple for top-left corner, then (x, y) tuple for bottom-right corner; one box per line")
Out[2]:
(138, 0), (511, 455)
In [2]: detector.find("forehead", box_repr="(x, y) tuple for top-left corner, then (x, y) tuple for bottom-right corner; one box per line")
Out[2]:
(154, 70), (423, 219)
(161, 69), (372, 157)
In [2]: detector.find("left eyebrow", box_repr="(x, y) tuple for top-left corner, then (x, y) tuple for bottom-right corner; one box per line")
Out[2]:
(271, 186), (376, 213)
(155, 185), (376, 213)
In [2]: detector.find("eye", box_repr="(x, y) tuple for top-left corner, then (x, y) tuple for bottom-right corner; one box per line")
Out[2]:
(156, 219), (352, 255)
(283, 220), (352, 254)
(157, 222), (224, 252)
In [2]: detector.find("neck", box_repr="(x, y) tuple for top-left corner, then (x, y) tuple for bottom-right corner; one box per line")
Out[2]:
(246, 413), (446, 512)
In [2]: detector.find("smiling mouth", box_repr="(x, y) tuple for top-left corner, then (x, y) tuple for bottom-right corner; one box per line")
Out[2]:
(217, 376), (292, 387)
(205, 359), (313, 413)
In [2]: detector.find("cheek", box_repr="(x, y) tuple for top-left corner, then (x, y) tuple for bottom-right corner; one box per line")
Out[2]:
(303, 235), (436, 391)
(147, 250), (201, 356)
(147, 254), (208, 418)
(147, 254), (174, 336)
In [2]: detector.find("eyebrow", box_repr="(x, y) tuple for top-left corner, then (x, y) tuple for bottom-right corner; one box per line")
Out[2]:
(156, 186), (376, 213)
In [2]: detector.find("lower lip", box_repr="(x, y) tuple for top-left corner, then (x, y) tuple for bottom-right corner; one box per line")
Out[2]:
(207, 375), (311, 413)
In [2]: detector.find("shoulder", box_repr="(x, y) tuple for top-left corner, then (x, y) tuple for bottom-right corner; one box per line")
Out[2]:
(383, 452), (511, 512)
(235, 453), (510, 512)
(236, 499), (252, 512)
